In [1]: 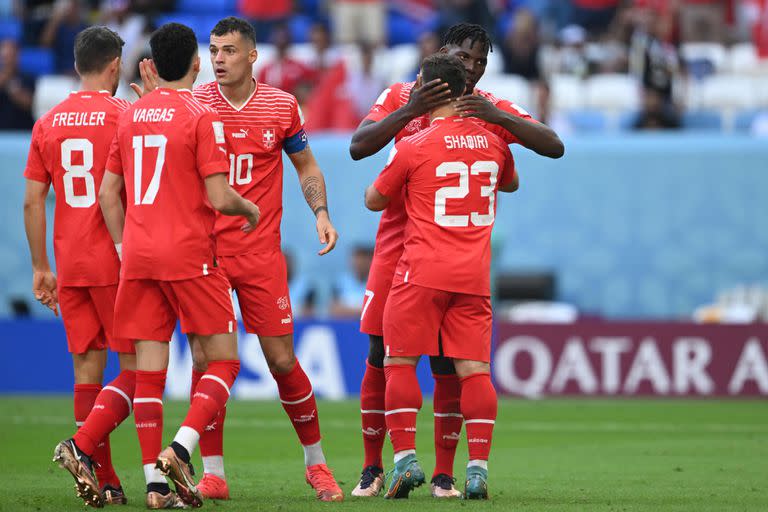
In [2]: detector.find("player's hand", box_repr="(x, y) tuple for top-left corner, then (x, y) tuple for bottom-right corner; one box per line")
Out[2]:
(129, 59), (159, 98)
(455, 94), (505, 124)
(315, 210), (338, 256)
(241, 202), (260, 233)
(403, 75), (453, 118)
(32, 270), (58, 317)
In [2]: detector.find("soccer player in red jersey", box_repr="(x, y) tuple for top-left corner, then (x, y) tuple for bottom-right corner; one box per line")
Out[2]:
(54, 23), (260, 510)
(183, 17), (342, 502)
(364, 53), (519, 500)
(23, 26), (134, 507)
(348, 23), (564, 497)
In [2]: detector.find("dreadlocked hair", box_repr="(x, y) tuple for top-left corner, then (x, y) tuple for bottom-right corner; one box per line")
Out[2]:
(441, 23), (493, 53)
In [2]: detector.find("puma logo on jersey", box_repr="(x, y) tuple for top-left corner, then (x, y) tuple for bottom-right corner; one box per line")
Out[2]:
(232, 128), (249, 139)
(281, 315), (292, 324)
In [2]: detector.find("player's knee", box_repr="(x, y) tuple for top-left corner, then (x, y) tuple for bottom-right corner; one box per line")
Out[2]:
(367, 335), (385, 368)
(117, 352), (137, 371)
(430, 355), (456, 375)
(267, 353), (296, 375)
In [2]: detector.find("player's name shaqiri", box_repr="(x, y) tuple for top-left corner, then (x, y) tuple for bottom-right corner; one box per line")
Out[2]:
(132, 108), (176, 123)
(52, 111), (106, 127)
(443, 134), (489, 150)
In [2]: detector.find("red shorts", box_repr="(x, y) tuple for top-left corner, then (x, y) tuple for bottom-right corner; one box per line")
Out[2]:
(114, 270), (236, 341)
(383, 281), (493, 362)
(218, 250), (293, 337)
(359, 259), (396, 336)
(58, 284), (134, 354)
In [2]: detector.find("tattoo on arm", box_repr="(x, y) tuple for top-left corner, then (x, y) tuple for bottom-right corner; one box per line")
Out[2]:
(301, 175), (328, 217)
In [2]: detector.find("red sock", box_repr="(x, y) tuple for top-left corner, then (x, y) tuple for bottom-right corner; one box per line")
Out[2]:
(273, 361), (321, 446)
(134, 370), (166, 465)
(432, 374), (462, 478)
(74, 370), (135, 488)
(192, 368), (226, 460)
(360, 362), (386, 469)
(384, 364), (421, 454)
(74, 383), (120, 486)
(181, 360), (239, 436)
(460, 373), (497, 462)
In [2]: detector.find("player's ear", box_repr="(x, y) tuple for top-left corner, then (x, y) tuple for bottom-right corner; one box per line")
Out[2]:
(439, 46), (448, 54)
(249, 47), (258, 66)
(109, 56), (120, 74)
(192, 55), (201, 73)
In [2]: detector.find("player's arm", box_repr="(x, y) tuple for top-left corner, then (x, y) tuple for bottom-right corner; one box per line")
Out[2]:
(99, 171), (126, 249)
(288, 145), (339, 256)
(23, 179), (58, 315)
(364, 144), (409, 211)
(454, 96), (564, 158)
(204, 174), (260, 231)
(364, 184), (390, 211)
(498, 145), (519, 193)
(349, 78), (452, 160)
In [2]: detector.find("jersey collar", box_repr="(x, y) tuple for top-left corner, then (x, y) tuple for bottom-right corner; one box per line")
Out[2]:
(216, 78), (258, 112)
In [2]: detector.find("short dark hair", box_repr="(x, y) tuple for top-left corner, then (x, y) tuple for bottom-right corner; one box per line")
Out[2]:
(421, 53), (467, 98)
(73, 26), (124, 74)
(211, 16), (256, 46)
(150, 23), (198, 82)
(442, 23), (493, 53)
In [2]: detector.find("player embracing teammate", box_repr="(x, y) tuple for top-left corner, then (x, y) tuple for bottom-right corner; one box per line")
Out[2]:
(349, 23), (563, 498)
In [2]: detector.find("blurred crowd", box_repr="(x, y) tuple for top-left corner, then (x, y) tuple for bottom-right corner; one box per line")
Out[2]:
(2, 1), (768, 132)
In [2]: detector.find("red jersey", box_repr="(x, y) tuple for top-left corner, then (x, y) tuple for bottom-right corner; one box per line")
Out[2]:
(365, 81), (533, 276)
(24, 90), (129, 287)
(193, 80), (306, 256)
(373, 117), (516, 296)
(106, 88), (229, 281)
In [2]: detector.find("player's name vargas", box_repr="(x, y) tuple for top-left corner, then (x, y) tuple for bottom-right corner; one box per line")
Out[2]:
(443, 134), (489, 150)
(52, 111), (106, 127)
(132, 107), (176, 123)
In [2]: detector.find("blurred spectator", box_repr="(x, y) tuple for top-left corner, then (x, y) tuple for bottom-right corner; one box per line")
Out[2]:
(284, 251), (317, 318)
(752, 0), (768, 57)
(257, 23), (314, 101)
(307, 22), (342, 73)
(18, 0), (54, 45)
(99, 0), (150, 81)
(436, 0), (494, 39)
(629, 12), (679, 104)
(678, 0), (726, 42)
(345, 41), (386, 119)
(411, 31), (440, 78)
(0, 39), (35, 131)
(632, 88), (681, 130)
(569, 0), (620, 35)
(501, 8), (550, 122)
(238, 0), (292, 42)
(39, 0), (87, 74)
(329, 0), (386, 46)
(554, 24), (590, 78)
(329, 245), (373, 318)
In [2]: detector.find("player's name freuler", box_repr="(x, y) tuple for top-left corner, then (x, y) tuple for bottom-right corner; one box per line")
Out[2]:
(443, 134), (490, 150)
(52, 111), (106, 127)
(133, 108), (176, 123)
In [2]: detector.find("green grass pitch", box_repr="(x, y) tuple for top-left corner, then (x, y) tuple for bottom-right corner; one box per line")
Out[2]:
(0, 397), (766, 511)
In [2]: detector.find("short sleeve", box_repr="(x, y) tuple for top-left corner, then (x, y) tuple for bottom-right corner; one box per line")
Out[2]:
(373, 141), (411, 198)
(286, 95), (305, 138)
(364, 83), (403, 123)
(492, 99), (537, 145)
(195, 111), (230, 178)
(498, 144), (517, 187)
(23, 121), (50, 184)
(284, 95), (309, 154)
(105, 133), (123, 176)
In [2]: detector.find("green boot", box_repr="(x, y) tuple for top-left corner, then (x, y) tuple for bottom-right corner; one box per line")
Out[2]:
(464, 465), (489, 500)
(384, 454), (426, 499)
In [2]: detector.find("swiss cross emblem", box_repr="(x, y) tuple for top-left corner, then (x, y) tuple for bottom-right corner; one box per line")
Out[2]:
(262, 128), (276, 149)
